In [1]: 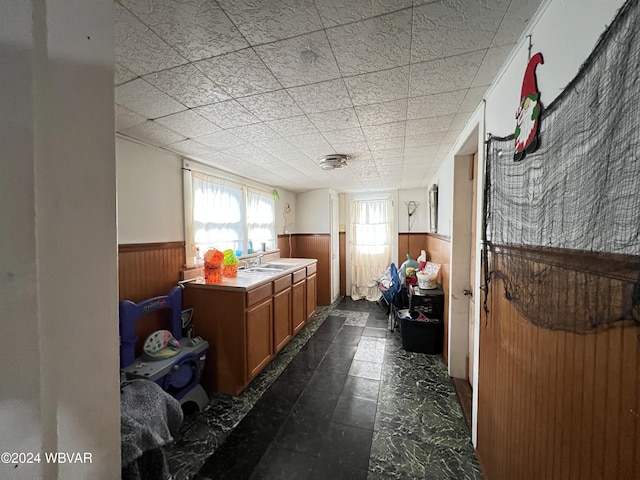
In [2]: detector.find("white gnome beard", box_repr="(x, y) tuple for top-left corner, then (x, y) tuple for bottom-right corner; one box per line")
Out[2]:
(516, 99), (538, 149)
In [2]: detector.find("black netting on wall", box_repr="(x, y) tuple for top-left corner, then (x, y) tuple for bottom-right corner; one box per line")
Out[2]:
(483, 0), (640, 332)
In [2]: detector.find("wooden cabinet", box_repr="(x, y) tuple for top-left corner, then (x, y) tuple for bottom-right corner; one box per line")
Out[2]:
(291, 278), (306, 335)
(306, 263), (317, 321)
(183, 260), (317, 396)
(246, 297), (273, 381)
(272, 276), (292, 354)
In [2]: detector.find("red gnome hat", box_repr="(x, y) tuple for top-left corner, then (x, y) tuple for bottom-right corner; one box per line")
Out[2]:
(521, 52), (544, 101)
(514, 52), (544, 161)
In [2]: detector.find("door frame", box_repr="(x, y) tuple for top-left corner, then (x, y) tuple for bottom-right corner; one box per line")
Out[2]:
(448, 106), (486, 447)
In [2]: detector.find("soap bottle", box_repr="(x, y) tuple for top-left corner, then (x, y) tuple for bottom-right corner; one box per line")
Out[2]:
(248, 240), (253, 254)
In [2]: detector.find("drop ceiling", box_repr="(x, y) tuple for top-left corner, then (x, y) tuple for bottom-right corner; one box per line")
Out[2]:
(114, 0), (542, 193)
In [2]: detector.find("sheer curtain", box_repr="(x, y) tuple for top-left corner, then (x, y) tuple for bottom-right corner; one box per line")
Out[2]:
(350, 198), (393, 301)
(246, 187), (276, 251)
(192, 172), (243, 258)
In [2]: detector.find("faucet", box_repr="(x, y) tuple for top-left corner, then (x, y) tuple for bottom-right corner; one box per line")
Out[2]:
(250, 253), (264, 267)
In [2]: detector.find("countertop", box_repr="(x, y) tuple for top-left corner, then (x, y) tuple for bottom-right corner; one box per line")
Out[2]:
(182, 258), (317, 291)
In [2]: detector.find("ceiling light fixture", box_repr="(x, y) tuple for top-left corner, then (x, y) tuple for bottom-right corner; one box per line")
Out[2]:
(319, 154), (349, 171)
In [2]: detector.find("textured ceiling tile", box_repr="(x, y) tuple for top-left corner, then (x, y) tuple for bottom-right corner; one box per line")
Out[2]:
(404, 144), (439, 158)
(165, 138), (211, 157)
(315, 0), (413, 27)
(195, 49), (282, 98)
(449, 113), (473, 131)
(218, 0), (323, 44)
(299, 145), (334, 161)
(286, 132), (332, 148)
(154, 110), (221, 137)
(287, 79), (352, 114)
(406, 115), (455, 135)
(409, 50), (486, 96)
(323, 127), (366, 145)
(115, 78), (187, 119)
(254, 31), (341, 88)
(226, 123), (280, 143)
(370, 147), (404, 159)
(252, 137), (296, 153)
(363, 121), (407, 141)
(354, 99), (408, 126)
(119, 0), (247, 61)
(471, 44), (514, 87)
(223, 144), (270, 160)
(443, 129), (461, 144)
(114, 3), (187, 75)
(459, 87), (486, 113)
(194, 130), (245, 150)
(267, 115), (319, 137)
(115, 63), (137, 86)
(367, 136), (405, 151)
(194, 100), (260, 129)
(492, 0), (541, 47)
(404, 132), (442, 147)
(308, 108), (360, 132)
(121, 120), (186, 146)
(326, 10), (412, 76)
(115, 105), (146, 131)
(411, 0), (509, 63)
(237, 90), (304, 122)
(143, 64), (230, 108)
(407, 91), (465, 119)
(344, 66), (410, 106)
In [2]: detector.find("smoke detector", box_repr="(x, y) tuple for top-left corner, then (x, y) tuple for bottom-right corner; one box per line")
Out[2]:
(319, 154), (348, 171)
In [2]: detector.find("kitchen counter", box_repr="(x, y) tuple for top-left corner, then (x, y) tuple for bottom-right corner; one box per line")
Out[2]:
(182, 257), (318, 395)
(183, 257), (317, 291)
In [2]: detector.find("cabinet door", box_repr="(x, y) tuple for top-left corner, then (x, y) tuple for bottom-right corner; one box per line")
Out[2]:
(306, 273), (317, 320)
(291, 280), (306, 335)
(246, 298), (273, 381)
(273, 287), (292, 353)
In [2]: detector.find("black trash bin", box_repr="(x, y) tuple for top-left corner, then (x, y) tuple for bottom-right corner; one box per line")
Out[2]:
(397, 309), (443, 355)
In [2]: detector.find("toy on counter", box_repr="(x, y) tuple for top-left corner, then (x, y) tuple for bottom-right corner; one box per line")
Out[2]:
(203, 249), (224, 283)
(399, 253), (420, 285)
(222, 249), (239, 278)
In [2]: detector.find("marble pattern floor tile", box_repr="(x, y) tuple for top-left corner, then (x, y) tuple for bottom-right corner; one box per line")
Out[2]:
(166, 298), (482, 479)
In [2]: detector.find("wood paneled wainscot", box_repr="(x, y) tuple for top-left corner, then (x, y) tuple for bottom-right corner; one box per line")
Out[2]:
(183, 258), (317, 396)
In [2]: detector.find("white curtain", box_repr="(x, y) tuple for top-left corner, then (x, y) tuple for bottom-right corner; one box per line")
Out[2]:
(350, 198), (393, 301)
(192, 172), (243, 257)
(246, 187), (276, 251)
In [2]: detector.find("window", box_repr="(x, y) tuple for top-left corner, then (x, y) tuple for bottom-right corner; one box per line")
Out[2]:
(184, 162), (276, 265)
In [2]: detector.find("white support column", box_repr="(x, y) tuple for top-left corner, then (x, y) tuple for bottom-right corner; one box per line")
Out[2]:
(0, 1), (120, 478)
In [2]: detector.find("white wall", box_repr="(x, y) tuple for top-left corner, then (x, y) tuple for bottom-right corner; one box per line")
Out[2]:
(117, 137), (184, 243)
(1, 1), (120, 478)
(398, 188), (429, 233)
(296, 189), (331, 233)
(116, 136), (296, 245)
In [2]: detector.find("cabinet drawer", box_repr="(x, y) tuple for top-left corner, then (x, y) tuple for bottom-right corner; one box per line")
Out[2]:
(273, 275), (292, 293)
(247, 283), (272, 307)
(306, 263), (317, 275)
(292, 268), (306, 284)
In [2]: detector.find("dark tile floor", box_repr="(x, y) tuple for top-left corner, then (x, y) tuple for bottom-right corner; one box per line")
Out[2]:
(167, 297), (482, 480)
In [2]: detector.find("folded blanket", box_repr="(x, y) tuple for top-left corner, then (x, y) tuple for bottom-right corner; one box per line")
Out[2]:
(120, 380), (183, 472)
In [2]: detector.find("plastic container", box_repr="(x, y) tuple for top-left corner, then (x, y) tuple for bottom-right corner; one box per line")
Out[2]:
(203, 249), (224, 283)
(397, 308), (443, 355)
(417, 272), (437, 289)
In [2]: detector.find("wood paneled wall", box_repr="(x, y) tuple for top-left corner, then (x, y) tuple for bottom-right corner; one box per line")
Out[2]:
(339, 232), (346, 296)
(277, 234), (331, 305)
(118, 242), (185, 353)
(399, 233), (451, 362)
(477, 255), (640, 479)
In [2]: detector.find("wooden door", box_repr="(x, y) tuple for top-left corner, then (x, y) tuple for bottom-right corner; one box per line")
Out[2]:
(273, 287), (292, 353)
(306, 273), (317, 321)
(246, 298), (273, 381)
(291, 280), (306, 334)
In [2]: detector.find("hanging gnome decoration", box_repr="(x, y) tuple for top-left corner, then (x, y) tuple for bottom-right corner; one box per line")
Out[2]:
(514, 52), (544, 161)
